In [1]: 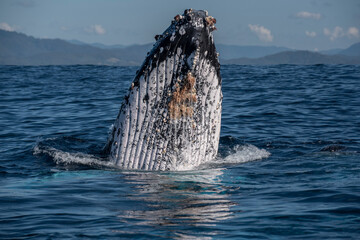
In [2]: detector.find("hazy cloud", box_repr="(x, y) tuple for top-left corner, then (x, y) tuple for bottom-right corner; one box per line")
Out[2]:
(296, 11), (321, 20)
(324, 26), (359, 40)
(0, 22), (15, 32)
(347, 27), (359, 38)
(248, 24), (273, 42)
(305, 31), (317, 37)
(85, 24), (106, 35)
(324, 26), (344, 41)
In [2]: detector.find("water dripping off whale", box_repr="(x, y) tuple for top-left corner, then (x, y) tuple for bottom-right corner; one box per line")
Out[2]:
(104, 9), (222, 171)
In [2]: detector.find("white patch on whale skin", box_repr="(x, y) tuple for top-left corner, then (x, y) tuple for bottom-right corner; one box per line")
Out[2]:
(179, 25), (186, 35)
(176, 47), (182, 56)
(193, 18), (204, 28)
(170, 32), (176, 42)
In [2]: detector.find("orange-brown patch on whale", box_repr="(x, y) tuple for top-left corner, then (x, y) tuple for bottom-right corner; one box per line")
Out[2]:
(168, 72), (197, 119)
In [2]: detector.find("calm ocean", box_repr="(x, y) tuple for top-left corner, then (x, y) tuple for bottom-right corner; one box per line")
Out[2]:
(1, 64), (359, 239)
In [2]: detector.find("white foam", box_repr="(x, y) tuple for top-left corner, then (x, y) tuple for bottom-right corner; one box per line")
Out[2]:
(223, 144), (270, 163)
(202, 144), (270, 169)
(33, 145), (116, 168)
(171, 144), (270, 171)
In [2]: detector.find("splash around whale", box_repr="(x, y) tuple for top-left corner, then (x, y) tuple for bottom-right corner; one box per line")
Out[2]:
(104, 9), (222, 171)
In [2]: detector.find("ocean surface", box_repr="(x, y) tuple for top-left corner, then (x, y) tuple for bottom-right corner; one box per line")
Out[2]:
(1, 64), (359, 239)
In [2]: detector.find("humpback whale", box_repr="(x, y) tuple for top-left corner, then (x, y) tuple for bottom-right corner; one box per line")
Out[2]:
(105, 9), (222, 171)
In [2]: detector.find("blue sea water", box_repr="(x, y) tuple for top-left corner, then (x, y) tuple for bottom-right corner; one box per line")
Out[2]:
(0, 64), (359, 239)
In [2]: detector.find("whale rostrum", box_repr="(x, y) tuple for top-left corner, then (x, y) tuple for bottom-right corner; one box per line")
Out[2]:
(105, 9), (222, 170)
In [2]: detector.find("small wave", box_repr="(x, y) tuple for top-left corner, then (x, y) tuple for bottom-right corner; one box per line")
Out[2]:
(33, 145), (115, 169)
(202, 144), (270, 169)
(224, 144), (270, 163)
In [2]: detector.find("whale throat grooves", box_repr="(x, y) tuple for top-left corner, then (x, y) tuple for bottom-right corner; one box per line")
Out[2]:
(105, 9), (222, 171)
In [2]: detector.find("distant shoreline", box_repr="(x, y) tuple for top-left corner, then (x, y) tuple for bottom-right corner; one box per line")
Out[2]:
(1, 30), (359, 66)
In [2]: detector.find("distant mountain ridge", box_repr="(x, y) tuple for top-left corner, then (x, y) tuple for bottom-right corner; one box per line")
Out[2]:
(0, 29), (359, 66)
(223, 50), (360, 65)
(67, 40), (127, 49)
(0, 30), (153, 65)
(338, 42), (360, 56)
(217, 44), (291, 59)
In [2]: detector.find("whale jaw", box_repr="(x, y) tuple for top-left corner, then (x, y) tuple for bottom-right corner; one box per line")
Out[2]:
(106, 9), (222, 171)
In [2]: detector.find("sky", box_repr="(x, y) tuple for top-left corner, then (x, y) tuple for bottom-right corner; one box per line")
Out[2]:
(0, 0), (359, 51)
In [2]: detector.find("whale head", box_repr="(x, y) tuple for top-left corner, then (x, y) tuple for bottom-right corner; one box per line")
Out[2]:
(106, 9), (222, 170)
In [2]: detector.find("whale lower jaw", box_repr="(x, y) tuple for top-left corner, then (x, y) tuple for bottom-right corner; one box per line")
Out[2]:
(106, 9), (222, 171)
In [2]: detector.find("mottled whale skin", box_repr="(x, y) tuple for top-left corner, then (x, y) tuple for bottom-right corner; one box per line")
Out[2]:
(105, 9), (222, 171)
